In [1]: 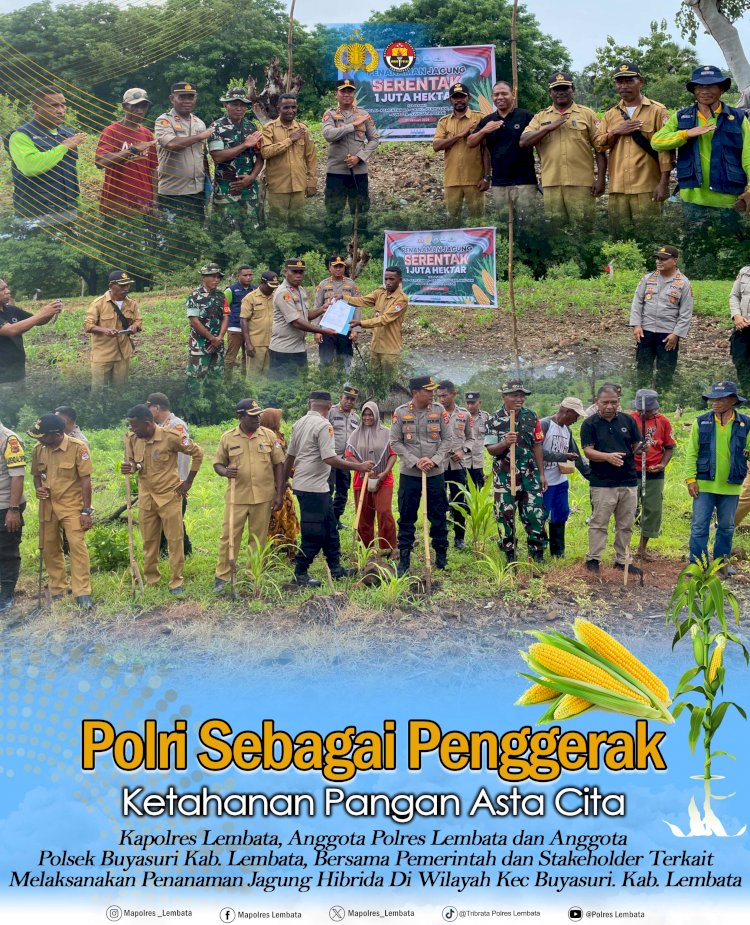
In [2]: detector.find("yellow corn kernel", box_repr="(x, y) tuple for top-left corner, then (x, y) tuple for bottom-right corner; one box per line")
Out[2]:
(481, 269), (496, 295)
(707, 634), (726, 683)
(477, 95), (494, 116)
(573, 619), (670, 704)
(516, 682), (557, 706)
(472, 283), (491, 305)
(529, 643), (649, 705)
(553, 694), (593, 720)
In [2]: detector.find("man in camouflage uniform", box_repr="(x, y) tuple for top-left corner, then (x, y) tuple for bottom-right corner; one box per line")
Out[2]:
(186, 264), (230, 379)
(390, 375), (453, 576)
(465, 391), (490, 487)
(328, 383), (360, 527)
(208, 88), (263, 219)
(485, 380), (547, 563)
(314, 254), (361, 368)
(437, 380), (474, 549)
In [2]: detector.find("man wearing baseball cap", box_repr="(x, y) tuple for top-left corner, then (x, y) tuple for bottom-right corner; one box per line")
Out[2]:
(240, 271), (279, 376)
(84, 270), (143, 388)
(208, 88), (263, 214)
(433, 83), (488, 224)
(685, 381), (750, 576)
(520, 72), (606, 222)
(629, 245), (693, 392)
(595, 63), (673, 227)
(540, 397), (589, 558)
(652, 65), (750, 219)
(95, 88), (157, 217)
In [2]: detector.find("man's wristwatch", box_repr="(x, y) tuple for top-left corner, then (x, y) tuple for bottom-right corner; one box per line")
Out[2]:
(8, 506), (20, 513)
(484, 175), (492, 182)
(81, 508), (94, 516)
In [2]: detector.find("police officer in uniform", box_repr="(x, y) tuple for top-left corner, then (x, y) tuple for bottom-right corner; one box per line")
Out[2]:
(328, 384), (361, 528)
(269, 259), (334, 377)
(213, 399), (286, 592)
(485, 381), (548, 563)
(437, 380), (474, 549)
(465, 391), (489, 487)
(314, 255), (361, 368)
(730, 263), (750, 394)
(0, 420), (26, 612)
(29, 414), (94, 608)
(121, 405), (204, 594)
(390, 375), (453, 576)
(322, 79), (379, 240)
(283, 391), (374, 587)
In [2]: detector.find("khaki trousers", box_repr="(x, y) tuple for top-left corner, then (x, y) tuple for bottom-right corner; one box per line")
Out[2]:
(42, 507), (92, 597)
(91, 358), (130, 388)
(490, 184), (540, 218)
(608, 192), (662, 225)
(734, 472), (750, 526)
(140, 495), (184, 589)
(215, 499), (274, 580)
(543, 185), (594, 223)
(587, 486), (638, 565)
(247, 346), (270, 375)
(371, 352), (400, 379)
(444, 185), (485, 223)
(224, 332), (245, 376)
(266, 190), (306, 223)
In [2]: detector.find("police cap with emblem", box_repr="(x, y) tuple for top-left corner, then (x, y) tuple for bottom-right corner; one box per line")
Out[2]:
(236, 398), (264, 416)
(286, 258), (306, 270)
(653, 245), (679, 260)
(329, 254), (346, 266)
(260, 271), (280, 288)
(337, 79), (357, 91)
(465, 392), (481, 401)
(342, 384), (360, 398)
(171, 82), (197, 94)
(548, 72), (574, 89)
(309, 390), (332, 401)
(27, 414), (65, 439)
(409, 375), (438, 392)
(501, 379), (532, 395)
(109, 270), (135, 285)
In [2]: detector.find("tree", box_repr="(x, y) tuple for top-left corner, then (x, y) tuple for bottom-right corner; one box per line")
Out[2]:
(676, 1), (750, 95)
(368, 0), (571, 112)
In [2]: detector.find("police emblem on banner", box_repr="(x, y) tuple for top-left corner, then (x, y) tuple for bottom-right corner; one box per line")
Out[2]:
(334, 29), (379, 73)
(384, 40), (416, 72)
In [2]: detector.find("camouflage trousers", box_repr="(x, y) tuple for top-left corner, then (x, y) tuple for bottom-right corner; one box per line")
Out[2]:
(493, 472), (547, 559)
(186, 348), (225, 379)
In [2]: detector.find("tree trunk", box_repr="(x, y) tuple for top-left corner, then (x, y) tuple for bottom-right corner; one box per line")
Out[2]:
(683, 0), (750, 95)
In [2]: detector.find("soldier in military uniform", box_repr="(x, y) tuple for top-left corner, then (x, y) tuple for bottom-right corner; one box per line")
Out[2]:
(629, 245), (693, 391)
(485, 381), (548, 563)
(269, 259), (335, 377)
(29, 414), (94, 609)
(208, 88), (263, 218)
(213, 398), (285, 592)
(187, 263), (230, 379)
(121, 404), (204, 594)
(84, 270), (143, 388)
(322, 79), (379, 240)
(241, 271), (279, 376)
(314, 255), (361, 368)
(284, 390), (374, 587)
(0, 419), (26, 612)
(328, 384), (361, 528)
(465, 391), (489, 487)
(437, 380), (474, 549)
(390, 375), (453, 576)
(346, 266), (408, 380)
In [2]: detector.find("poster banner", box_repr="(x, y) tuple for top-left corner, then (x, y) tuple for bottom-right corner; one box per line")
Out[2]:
(384, 227), (498, 307)
(332, 36), (496, 139)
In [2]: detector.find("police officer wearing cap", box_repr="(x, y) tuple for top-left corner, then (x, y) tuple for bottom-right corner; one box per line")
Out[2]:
(322, 79), (379, 240)
(314, 255), (361, 368)
(328, 384), (361, 528)
(390, 376), (453, 575)
(652, 65), (750, 219)
(433, 83), (488, 223)
(595, 63), (673, 226)
(0, 419), (26, 612)
(154, 82), (214, 219)
(284, 391), (374, 587)
(187, 263), (230, 378)
(208, 88), (263, 213)
(630, 245), (693, 392)
(465, 392), (489, 488)
(213, 398), (286, 592)
(29, 414), (94, 609)
(269, 259), (335, 377)
(520, 73), (606, 222)
(241, 271), (279, 375)
(84, 270), (143, 388)
(437, 380), (474, 549)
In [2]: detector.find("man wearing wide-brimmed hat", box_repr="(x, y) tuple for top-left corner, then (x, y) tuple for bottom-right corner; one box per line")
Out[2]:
(685, 381), (750, 576)
(652, 65), (750, 218)
(208, 88), (263, 213)
(84, 269), (143, 388)
(186, 263), (229, 379)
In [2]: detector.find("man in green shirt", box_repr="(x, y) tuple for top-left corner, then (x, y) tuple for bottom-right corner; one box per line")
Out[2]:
(685, 381), (750, 576)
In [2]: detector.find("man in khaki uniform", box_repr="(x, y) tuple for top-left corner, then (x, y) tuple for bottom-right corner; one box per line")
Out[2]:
(240, 271), (278, 375)
(433, 83), (488, 223)
(520, 72), (606, 221)
(346, 266), (408, 379)
(260, 93), (317, 224)
(121, 404), (203, 594)
(314, 255), (361, 368)
(213, 398), (285, 591)
(0, 419), (26, 612)
(29, 414), (94, 608)
(595, 63), (673, 226)
(84, 270), (143, 387)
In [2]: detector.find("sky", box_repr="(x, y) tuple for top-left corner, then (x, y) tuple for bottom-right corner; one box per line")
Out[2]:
(0, 0), (736, 70)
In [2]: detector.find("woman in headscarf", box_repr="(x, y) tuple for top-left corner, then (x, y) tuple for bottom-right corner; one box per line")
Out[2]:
(260, 408), (299, 558)
(344, 400), (397, 554)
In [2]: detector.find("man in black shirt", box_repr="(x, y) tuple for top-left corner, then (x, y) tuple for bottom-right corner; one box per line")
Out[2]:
(467, 80), (539, 217)
(0, 278), (62, 383)
(580, 385), (644, 575)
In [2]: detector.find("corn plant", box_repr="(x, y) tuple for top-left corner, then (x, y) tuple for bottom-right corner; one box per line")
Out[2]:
(480, 549), (518, 591)
(245, 536), (289, 601)
(352, 538), (380, 574)
(453, 479), (495, 553)
(370, 569), (420, 611)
